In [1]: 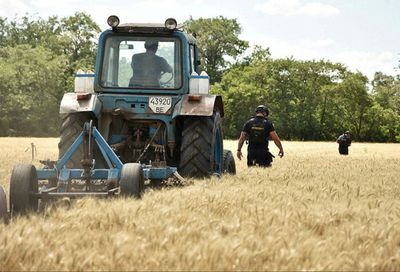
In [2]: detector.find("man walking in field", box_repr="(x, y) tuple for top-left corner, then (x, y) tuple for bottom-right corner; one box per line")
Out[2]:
(237, 105), (284, 167)
(336, 131), (352, 155)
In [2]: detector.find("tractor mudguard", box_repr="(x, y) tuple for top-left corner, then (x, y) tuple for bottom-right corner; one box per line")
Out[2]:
(172, 94), (224, 118)
(59, 93), (102, 116)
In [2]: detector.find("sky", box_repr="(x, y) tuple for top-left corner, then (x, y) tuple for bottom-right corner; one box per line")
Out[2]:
(1, 0), (399, 80)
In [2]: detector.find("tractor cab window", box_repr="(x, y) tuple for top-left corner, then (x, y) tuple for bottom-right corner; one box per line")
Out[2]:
(189, 44), (195, 74)
(101, 36), (182, 90)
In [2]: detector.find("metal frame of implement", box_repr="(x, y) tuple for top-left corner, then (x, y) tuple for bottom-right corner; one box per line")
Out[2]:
(36, 122), (178, 199)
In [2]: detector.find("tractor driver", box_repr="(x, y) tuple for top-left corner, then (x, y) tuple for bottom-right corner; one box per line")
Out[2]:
(129, 40), (173, 88)
(237, 105), (284, 167)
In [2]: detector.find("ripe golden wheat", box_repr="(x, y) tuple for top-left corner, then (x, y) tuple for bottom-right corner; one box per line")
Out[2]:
(0, 138), (399, 270)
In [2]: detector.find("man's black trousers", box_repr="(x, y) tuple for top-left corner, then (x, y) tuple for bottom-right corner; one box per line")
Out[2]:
(247, 148), (272, 167)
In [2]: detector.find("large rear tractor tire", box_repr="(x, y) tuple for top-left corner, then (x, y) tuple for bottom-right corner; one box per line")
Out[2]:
(179, 111), (223, 178)
(120, 163), (144, 198)
(223, 150), (236, 174)
(58, 112), (102, 169)
(9, 164), (38, 215)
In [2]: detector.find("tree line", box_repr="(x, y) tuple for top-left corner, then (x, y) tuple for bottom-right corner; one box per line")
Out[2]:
(0, 14), (399, 142)
(0, 12), (99, 136)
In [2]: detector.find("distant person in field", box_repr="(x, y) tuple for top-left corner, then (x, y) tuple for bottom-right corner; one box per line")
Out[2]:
(237, 105), (284, 167)
(129, 39), (172, 88)
(337, 131), (352, 155)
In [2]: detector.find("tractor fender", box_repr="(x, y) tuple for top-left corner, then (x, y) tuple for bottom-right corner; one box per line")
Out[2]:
(59, 93), (102, 116)
(172, 94), (224, 118)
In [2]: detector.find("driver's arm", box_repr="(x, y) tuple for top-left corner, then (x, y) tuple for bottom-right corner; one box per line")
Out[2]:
(160, 57), (172, 73)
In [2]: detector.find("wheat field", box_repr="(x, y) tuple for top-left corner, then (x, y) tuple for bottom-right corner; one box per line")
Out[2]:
(0, 138), (399, 271)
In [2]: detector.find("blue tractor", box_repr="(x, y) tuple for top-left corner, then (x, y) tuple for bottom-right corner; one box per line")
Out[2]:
(5, 16), (236, 216)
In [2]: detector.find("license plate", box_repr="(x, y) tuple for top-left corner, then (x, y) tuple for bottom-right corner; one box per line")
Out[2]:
(149, 96), (172, 114)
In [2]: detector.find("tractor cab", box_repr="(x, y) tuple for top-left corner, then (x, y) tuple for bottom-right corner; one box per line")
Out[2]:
(95, 16), (199, 94)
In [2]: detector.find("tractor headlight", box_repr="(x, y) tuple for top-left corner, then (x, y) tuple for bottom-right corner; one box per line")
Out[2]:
(107, 15), (120, 28)
(165, 18), (177, 30)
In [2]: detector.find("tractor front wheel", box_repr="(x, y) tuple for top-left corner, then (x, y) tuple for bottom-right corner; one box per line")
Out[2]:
(9, 164), (38, 215)
(120, 163), (144, 198)
(179, 111), (223, 178)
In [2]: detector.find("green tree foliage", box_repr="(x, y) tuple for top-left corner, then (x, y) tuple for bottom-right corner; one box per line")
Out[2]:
(372, 72), (400, 114)
(366, 72), (400, 142)
(0, 45), (67, 136)
(184, 16), (249, 83)
(337, 73), (372, 140)
(0, 13), (100, 136)
(0, 13), (99, 69)
(60, 12), (101, 71)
